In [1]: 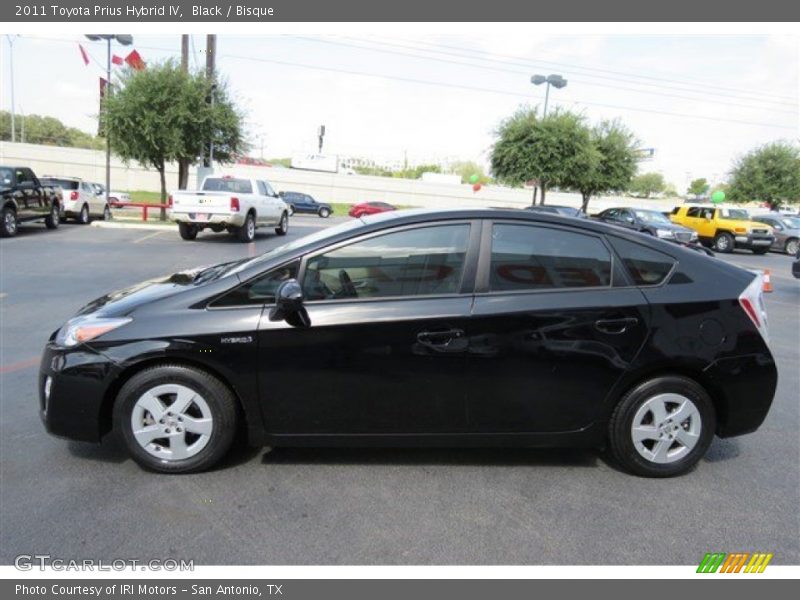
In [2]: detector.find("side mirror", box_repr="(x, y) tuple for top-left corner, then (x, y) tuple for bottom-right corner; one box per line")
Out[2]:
(268, 279), (310, 328)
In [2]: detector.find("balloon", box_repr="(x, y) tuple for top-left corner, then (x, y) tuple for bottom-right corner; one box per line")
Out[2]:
(472, 183), (482, 192)
(469, 174), (479, 184)
(711, 190), (726, 204)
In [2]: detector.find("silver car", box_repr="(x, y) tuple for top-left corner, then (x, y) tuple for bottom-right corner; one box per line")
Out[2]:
(753, 214), (800, 255)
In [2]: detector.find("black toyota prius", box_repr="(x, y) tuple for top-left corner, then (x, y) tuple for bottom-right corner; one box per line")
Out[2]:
(39, 209), (777, 476)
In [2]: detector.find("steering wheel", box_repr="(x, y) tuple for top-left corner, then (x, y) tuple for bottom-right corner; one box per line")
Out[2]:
(337, 269), (358, 298)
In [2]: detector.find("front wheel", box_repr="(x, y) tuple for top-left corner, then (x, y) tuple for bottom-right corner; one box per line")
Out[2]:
(275, 211), (289, 236)
(1, 207), (18, 237)
(114, 365), (239, 474)
(609, 375), (715, 477)
(45, 204), (60, 229)
(102, 205), (112, 221)
(713, 232), (734, 253)
(784, 238), (799, 255)
(178, 222), (198, 241)
(319, 207), (331, 218)
(237, 213), (256, 242)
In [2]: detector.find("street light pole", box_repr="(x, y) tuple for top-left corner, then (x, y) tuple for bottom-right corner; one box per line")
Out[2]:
(529, 74), (568, 205)
(6, 35), (18, 143)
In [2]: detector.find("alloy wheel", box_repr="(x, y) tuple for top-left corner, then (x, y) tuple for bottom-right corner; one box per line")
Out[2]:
(786, 239), (799, 256)
(4, 211), (17, 235)
(130, 383), (214, 461)
(630, 393), (701, 464)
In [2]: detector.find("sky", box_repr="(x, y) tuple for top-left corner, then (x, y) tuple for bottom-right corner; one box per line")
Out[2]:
(1, 32), (798, 191)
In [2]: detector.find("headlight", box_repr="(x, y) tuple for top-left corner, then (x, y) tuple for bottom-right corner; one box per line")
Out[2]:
(656, 229), (675, 239)
(55, 315), (132, 347)
(690, 231), (698, 241)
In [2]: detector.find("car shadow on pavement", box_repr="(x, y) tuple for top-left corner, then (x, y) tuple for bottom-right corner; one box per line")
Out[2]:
(259, 446), (601, 469)
(67, 433), (129, 464)
(702, 437), (741, 463)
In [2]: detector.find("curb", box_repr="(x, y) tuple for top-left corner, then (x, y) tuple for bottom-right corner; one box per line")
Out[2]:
(91, 220), (175, 231)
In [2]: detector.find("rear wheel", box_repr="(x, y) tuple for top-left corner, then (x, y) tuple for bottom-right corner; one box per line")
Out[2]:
(44, 204), (60, 229)
(319, 207), (331, 218)
(102, 205), (112, 221)
(1, 206), (18, 237)
(178, 222), (198, 241)
(275, 211), (289, 236)
(713, 232), (734, 253)
(609, 375), (715, 477)
(114, 365), (239, 474)
(77, 204), (90, 225)
(783, 238), (798, 255)
(237, 212), (256, 242)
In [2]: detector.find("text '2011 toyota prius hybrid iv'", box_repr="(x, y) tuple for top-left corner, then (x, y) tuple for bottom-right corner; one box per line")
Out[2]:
(39, 209), (777, 476)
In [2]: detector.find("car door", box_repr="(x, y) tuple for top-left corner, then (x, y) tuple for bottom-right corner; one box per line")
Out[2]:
(82, 182), (100, 214)
(14, 168), (46, 219)
(302, 195), (316, 212)
(256, 221), (480, 435)
(262, 180), (282, 222)
(464, 220), (649, 433)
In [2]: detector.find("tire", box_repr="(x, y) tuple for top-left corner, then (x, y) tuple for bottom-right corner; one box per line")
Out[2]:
(275, 211), (289, 236)
(752, 247), (769, 255)
(319, 207), (331, 218)
(77, 204), (90, 225)
(102, 204), (112, 221)
(784, 238), (799, 256)
(114, 365), (239, 474)
(44, 204), (60, 229)
(178, 222), (198, 241)
(608, 375), (715, 478)
(712, 232), (734, 253)
(237, 212), (256, 243)
(1, 206), (17, 237)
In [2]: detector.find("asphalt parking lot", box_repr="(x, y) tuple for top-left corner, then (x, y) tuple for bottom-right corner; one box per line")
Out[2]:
(0, 217), (798, 565)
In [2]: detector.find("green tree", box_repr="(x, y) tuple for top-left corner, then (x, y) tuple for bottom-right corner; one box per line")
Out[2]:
(449, 160), (491, 184)
(629, 172), (666, 198)
(491, 108), (597, 204)
(393, 164), (441, 179)
(727, 142), (800, 210)
(104, 61), (246, 218)
(687, 178), (709, 197)
(1, 110), (104, 150)
(570, 120), (638, 213)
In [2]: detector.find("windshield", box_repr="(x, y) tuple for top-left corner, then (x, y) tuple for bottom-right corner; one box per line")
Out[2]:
(634, 210), (671, 225)
(781, 217), (800, 229)
(719, 208), (749, 219)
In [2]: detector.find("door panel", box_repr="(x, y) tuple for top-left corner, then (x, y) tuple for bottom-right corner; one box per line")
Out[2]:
(257, 297), (472, 434)
(465, 288), (649, 433)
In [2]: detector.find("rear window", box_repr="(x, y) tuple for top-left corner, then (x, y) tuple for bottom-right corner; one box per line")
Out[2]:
(41, 178), (79, 190)
(609, 237), (675, 286)
(202, 178), (253, 194)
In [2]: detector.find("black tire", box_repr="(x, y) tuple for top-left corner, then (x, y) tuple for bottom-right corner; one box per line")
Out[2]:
(275, 211), (289, 236)
(784, 238), (799, 256)
(319, 207), (331, 218)
(237, 212), (256, 242)
(608, 375), (715, 478)
(77, 204), (90, 225)
(1, 206), (17, 237)
(114, 365), (239, 474)
(178, 222), (198, 241)
(44, 204), (60, 229)
(751, 247), (769, 255)
(102, 204), (112, 221)
(712, 232), (734, 253)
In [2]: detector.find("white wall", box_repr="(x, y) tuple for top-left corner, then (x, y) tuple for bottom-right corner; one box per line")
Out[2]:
(1, 141), (682, 212)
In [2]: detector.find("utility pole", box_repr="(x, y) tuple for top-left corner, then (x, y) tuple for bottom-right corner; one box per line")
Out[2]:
(6, 35), (18, 142)
(204, 35), (217, 171)
(181, 34), (189, 72)
(178, 34), (190, 189)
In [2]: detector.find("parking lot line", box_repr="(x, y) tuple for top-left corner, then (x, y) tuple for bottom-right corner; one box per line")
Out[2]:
(132, 230), (167, 244)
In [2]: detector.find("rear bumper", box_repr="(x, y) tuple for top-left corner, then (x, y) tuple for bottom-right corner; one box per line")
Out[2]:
(169, 210), (246, 227)
(703, 353), (778, 437)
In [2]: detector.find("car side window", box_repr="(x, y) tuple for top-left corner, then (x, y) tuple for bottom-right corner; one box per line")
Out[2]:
(608, 237), (675, 286)
(263, 181), (276, 197)
(686, 207), (702, 218)
(15, 169), (31, 185)
(210, 261), (300, 307)
(303, 224), (471, 301)
(256, 181), (268, 196)
(489, 224), (612, 291)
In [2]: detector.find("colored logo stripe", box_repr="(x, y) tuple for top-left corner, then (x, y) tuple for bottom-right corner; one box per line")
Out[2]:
(697, 552), (773, 573)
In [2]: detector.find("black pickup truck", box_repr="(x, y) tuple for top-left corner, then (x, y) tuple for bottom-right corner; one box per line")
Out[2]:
(1, 166), (63, 237)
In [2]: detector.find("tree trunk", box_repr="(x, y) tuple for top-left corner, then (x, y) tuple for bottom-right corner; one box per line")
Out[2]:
(539, 183), (547, 205)
(530, 185), (537, 206)
(158, 163), (167, 221)
(581, 192), (591, 214)
(177, 159), (190, 190)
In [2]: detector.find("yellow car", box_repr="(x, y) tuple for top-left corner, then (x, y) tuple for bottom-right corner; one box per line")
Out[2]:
(669, 205), (774, 254)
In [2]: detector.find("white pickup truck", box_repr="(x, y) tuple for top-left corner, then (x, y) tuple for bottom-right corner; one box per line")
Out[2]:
(169, 175), (290, 242)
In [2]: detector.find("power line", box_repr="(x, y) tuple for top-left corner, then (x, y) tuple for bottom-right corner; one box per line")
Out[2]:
(292, 36), (797, 115)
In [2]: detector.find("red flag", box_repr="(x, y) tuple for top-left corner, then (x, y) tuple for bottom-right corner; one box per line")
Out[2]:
(78, 44), (90, 66)
(124, 49), (145, 71)
(99, 77), (108, 99)
(111, 54), (123, 66)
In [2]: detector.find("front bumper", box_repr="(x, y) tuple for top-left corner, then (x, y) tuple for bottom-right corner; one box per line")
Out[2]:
(733, 233), (774, 249)
(39, 342), (120, 443)
(169, 210), (246, 227)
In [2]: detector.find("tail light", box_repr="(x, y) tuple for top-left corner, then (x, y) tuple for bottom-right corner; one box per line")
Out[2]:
(168, 194), (173, 208)
(69, 191), (79, 200)
(230, 197), (240, 212)
(738, 273), (769, 342)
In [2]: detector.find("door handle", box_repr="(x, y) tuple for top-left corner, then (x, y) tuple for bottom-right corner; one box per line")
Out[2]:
(416, 329), (465, 348)
(594, 317), (638, 334)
